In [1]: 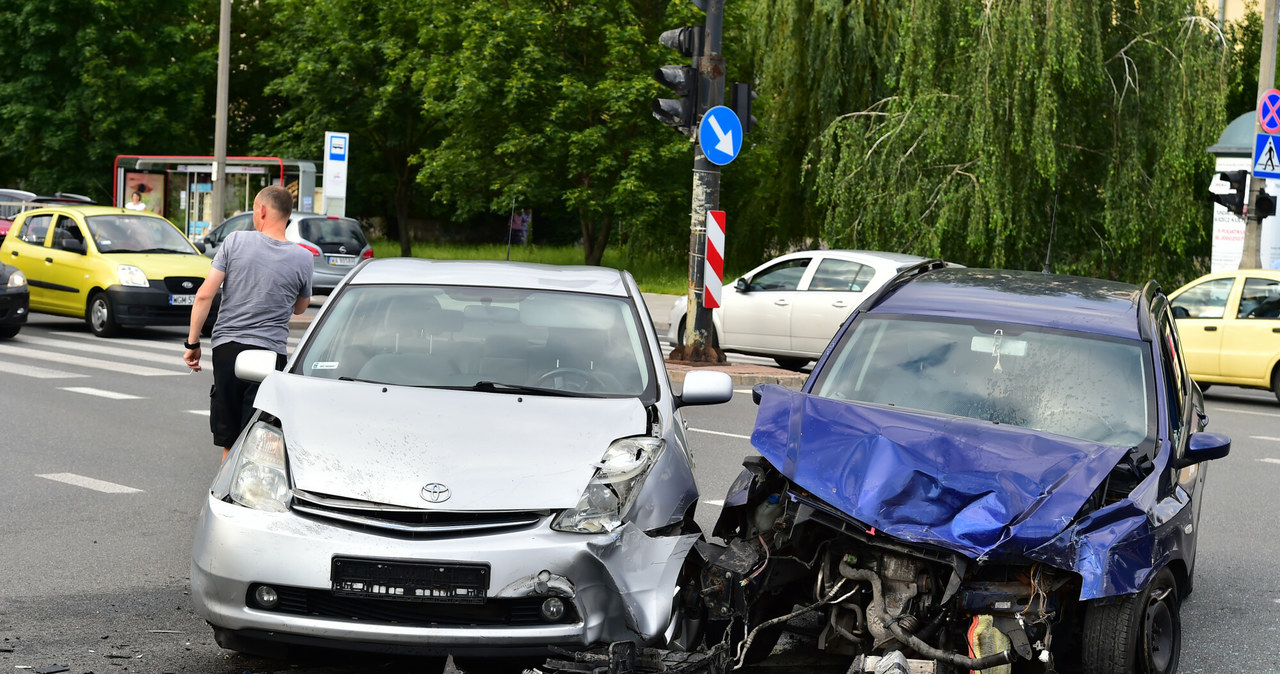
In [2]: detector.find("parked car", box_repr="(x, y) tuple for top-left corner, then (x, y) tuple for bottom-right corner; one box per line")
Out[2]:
(703, 264), (1229, 673)
(0, 205), (218, 337)
(1169, 269), (1280, 402)
(190, 258), (734, 668)
(0, 188), (37, 240)
(0, 261), (28, 338)
(198, 211), (373, 294)
(666, 250), (941, 370)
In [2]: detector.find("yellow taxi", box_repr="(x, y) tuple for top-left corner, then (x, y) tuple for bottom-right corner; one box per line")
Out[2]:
(1169, 269), (1280, 401)
(0, 205), (218, 337)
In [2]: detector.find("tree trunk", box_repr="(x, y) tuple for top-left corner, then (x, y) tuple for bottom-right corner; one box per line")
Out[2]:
(581, 214), (612, 266)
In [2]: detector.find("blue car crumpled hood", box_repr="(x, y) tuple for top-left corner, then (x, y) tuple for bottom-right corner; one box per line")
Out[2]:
(751, 385), (1166, 597)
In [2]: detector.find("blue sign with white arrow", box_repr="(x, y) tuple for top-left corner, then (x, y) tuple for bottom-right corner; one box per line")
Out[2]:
(699, 105), (743, 166)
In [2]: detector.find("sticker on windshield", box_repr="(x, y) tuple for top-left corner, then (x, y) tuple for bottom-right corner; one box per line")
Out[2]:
(311, 361), (339, 370)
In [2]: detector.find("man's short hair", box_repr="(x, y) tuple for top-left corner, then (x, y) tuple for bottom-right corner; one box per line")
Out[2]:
(255, 185), (293, 220)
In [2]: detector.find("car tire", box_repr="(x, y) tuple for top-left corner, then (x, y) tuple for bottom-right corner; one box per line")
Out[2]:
(86, 291), (120, 337)
(773, 357), (810, 371)
(1272, 367), (1280, 405)
(1082, 566), (1181, 674)
(0, 324), (19, 338)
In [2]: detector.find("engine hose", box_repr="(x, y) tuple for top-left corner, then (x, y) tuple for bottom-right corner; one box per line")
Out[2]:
(838, 560), (1017, 670)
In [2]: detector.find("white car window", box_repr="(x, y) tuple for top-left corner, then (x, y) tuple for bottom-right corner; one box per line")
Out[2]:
(808, 258), (868, 291)
(747, 258), (810, 291)
(1171, 278), (1233, 319)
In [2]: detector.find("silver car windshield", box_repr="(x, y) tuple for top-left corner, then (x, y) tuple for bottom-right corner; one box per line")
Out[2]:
(87, 214), (198, 254)
(296, 285), (653, 397)
(812, 315), (1153, 447)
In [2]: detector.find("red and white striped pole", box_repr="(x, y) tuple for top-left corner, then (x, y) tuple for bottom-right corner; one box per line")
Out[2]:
(704, 210), (725, 308)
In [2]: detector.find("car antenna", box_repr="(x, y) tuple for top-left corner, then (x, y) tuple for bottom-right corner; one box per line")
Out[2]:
(1042, 193), (1057, 274)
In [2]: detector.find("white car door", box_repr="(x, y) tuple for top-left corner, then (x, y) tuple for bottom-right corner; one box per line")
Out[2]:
(720, 256), (812, 352)
(789, 256), (876, 355)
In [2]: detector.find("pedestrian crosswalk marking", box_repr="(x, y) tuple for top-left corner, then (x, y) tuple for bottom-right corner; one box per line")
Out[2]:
(0, 361), (89, 379)
(60, 387), (144, 400)
(0, 343), (185, 376)
(188, 409), (211, 416)
(37, 473), (143, 494)
(20, 334), (209, 367)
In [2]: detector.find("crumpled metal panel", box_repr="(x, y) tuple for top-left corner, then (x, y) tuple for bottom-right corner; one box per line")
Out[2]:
(750, 385), (1164, 598)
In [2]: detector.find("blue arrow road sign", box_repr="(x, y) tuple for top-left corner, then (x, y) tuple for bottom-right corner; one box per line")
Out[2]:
(1255, 133), (1280, 180)
(699, 106), (742, 166)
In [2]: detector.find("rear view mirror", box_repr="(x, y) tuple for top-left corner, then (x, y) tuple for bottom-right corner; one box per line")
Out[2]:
(677, 370), (733, 407)
(735, 278), (749, 292)
(1175, 432), (1231, 468)
(236, 349), (280, 384)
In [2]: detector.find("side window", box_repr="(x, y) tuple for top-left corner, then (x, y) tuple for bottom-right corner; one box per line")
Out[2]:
(1158, 311), (1186, 435)
(747, 258), (810, 292)
(18, 214), (53, 246)
(1170, 278), (1233, 318)
(808, 259), (867, 291)
(50, 216), (85, 251)
(1237, 277), (1280, 319)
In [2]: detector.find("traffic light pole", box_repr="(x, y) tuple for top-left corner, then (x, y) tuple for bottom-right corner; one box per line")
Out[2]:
(1244, 0), (1278, 269)
(681, 0), (727, 363)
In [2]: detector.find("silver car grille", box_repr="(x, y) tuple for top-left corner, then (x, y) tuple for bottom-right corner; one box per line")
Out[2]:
(291, 490), (546, 536)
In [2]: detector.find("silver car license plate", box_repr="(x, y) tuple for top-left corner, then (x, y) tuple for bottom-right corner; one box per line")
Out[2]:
(169, 294), (196, 306)
(331, 557), (489, 604)
(327, 255), (356, 267)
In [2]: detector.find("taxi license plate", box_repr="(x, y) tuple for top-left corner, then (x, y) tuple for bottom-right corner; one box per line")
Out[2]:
(331, 557), (489, 604)
(169, 294), (196, 306)
(327, 256), (356, 267)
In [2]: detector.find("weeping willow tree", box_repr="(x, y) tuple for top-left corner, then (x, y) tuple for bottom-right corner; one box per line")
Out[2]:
(806, 1), (1231, 285)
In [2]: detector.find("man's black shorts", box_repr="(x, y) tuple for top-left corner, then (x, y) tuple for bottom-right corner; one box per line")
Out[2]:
(210, 342), (286, 448)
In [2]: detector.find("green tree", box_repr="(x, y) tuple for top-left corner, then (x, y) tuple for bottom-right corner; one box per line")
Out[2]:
(806, 0), (1230, 285)
(251, 0), (435, 256)
(0, 0), (214, 198)
(415, 0), (693, 265)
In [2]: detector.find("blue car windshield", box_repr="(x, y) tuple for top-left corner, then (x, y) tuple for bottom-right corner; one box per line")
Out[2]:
(812, 315), (1154, 447)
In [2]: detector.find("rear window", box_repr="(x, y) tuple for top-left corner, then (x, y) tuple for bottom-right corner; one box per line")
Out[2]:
(298, 217), (367, 253)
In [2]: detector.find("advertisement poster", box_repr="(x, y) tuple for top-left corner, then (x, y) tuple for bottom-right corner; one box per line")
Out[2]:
(123, 172), (166, 215)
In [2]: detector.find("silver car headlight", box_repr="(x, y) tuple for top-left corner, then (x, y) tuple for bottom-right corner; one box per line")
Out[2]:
(117, 265), (149, 288)
(7, 270), (25, 288)
(552, 437), (665, 534)
(229, 421), (290, 513)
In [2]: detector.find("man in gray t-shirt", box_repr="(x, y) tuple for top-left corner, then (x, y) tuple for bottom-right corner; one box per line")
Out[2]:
(183, 186), (312, 460)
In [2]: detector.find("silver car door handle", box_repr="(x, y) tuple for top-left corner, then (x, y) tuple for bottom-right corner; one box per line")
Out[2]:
(831, 301), (849, 308)
(774, 299), (789, 306)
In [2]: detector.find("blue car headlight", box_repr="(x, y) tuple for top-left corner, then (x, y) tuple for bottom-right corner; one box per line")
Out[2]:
(552, 437), (665, 534)
(228, 421), (290, 513)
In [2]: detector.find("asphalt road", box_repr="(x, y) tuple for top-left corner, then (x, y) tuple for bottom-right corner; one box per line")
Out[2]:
(2, 311), (1279, 672)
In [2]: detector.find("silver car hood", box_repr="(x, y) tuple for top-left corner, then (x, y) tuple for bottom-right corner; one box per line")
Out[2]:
(252, 374), (649, 511)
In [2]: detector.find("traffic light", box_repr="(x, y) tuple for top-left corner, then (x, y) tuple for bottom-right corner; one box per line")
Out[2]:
(1212, 170), (1248, 218)
(1257, 190), (1277, 221)
(653, 26), (703, 134)
(730, 83), (757, 134)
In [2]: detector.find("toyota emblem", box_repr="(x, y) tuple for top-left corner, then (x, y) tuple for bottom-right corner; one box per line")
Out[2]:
(182, 281), (194, 289)
(420, 483), (451, 503)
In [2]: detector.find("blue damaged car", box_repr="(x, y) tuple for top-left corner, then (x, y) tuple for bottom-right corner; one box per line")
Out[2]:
(704, 264), (1230, 674)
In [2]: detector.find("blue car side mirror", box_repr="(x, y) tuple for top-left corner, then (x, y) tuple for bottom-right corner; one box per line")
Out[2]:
(1175, 432), (1231, 468)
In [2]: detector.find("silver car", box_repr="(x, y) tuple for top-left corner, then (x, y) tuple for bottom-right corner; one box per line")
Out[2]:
(190, 258), (733, 667)
(667, 249), (935, 370)
(198, 212), (372, 294)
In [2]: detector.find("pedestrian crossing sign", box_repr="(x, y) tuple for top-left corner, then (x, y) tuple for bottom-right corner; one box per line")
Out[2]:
(1253, 133), (1280, 179)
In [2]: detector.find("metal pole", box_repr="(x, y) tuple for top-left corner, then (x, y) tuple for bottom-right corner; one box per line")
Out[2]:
(210, 0), (231, 231)
(1244, 0), (1278, 269)
(683, 0), (726, 361)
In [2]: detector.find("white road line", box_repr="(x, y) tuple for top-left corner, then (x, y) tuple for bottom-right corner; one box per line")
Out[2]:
(1250, 436), (1280, 442)
(59, 387), (144, 400)
(37, 473), (143, 494)
(0, 361), (90, 380)
(188, 409), (210, 416)
(21, 334), (210, 367)
(1216, 407), (1280, 418)
(689, 428), (752, 440)
(1261, 458), (1280, 465)
(704, 499), (725, 507)
(54, 331), (301, 351)
(0, 343), (184, 376)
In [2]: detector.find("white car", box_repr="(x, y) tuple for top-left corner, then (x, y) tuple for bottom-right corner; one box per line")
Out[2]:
(667, 249), (937, 369)
(190, 258), (734, 669)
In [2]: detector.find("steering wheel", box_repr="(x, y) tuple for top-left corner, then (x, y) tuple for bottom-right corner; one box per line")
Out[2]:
(534, 367), (603, 392)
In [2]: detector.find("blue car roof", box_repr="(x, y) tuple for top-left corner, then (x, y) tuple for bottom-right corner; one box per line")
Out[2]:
(870, 267), (1144, 339)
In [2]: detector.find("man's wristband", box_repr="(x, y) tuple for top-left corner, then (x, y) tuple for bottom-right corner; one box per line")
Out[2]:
(184, 339), (200, 350)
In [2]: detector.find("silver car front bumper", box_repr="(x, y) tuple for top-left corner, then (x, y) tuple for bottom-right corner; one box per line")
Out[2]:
(190, 494), (699, 653)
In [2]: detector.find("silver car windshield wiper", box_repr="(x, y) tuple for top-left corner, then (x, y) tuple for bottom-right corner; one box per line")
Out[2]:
(467, 381), (580, 397)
